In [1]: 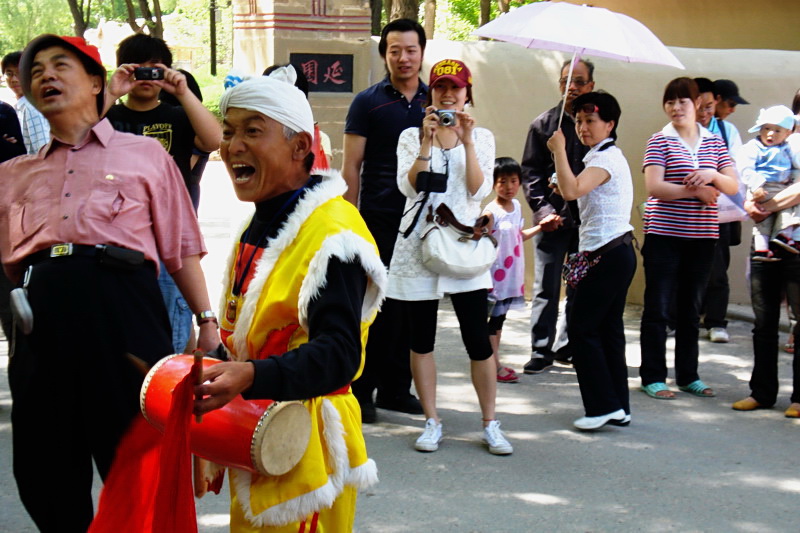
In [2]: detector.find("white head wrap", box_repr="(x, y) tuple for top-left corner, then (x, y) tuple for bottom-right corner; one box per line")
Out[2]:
(219, 66), (314, 136)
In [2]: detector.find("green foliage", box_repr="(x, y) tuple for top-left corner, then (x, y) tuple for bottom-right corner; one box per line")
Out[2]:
(0, 0), (73, 52)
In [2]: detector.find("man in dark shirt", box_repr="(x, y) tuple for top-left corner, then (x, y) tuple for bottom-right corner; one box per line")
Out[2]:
(520, 58), (595, 374)
(342, 18), (427, 422)
(105, 34), (221, 354)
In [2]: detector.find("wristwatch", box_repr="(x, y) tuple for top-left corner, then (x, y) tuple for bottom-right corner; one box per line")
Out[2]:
(195, 309), (218, 327)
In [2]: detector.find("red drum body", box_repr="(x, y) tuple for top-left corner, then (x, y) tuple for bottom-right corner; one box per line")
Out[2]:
(140, 354), (311, 476)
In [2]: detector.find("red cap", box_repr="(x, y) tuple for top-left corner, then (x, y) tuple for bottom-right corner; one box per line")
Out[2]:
(20, 34), (106, 114)
(429, 59), (472, 88)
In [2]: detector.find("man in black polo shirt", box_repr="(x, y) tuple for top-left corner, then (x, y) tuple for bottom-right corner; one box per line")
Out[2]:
(520, 59), (595, 375)
(342, 18), (427, 422)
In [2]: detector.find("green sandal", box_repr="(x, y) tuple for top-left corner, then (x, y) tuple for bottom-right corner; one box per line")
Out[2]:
(641, 382), (676, 400)
(678, 380), (715, 397)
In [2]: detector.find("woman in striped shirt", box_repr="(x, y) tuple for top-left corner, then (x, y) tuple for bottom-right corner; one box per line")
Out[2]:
(639, 77), (739, 400)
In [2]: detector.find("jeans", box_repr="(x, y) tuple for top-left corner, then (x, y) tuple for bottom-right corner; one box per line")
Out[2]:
(570, 242), (636, 416)
(639, 234), (716, 386)
(530, 226), (578, 358)
(749, 255), (800, 405)
(158, 262), (192, 354)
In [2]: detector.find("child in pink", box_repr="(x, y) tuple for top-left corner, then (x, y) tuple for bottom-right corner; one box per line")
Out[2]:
(482, 157), (552, 382)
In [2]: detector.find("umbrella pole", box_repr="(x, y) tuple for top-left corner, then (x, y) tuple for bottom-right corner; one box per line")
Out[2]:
(557, 51), (578, 131)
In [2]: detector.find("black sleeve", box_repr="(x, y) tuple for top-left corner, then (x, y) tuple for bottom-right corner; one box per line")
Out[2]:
(0, 104), (26, 163)
(243, 256), (368, 401)
(520, 114), (559, 223)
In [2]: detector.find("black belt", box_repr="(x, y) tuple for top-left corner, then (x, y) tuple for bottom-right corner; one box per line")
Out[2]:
(27, 243), (147, 270)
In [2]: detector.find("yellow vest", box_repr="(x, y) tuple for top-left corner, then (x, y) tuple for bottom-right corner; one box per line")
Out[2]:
(219, 172), (385, 530)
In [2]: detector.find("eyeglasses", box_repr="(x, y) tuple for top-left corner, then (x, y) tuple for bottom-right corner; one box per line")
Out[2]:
(559, 78), (591, 87)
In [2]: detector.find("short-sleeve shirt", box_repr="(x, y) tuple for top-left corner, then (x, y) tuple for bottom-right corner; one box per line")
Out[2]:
(642, 123), (733, 239)
(106, 102), (197, 189)
(344, 76), (427, 215)
(0, 119), (204, 280)
(578, 139), (634, 252)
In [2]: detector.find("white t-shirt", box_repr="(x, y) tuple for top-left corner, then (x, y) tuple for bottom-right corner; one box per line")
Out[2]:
(578, 138), (634, 252)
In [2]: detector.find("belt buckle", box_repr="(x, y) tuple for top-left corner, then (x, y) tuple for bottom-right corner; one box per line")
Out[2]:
(50, 243), (73, 258)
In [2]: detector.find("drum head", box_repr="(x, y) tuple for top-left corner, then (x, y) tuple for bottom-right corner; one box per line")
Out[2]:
(251, 401), (312, 476)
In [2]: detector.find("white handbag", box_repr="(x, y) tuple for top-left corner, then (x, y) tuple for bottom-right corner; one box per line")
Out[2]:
(420, 203), (498, 279)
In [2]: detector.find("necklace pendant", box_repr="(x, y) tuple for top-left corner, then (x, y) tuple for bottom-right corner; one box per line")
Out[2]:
(226, 298), (238, 323)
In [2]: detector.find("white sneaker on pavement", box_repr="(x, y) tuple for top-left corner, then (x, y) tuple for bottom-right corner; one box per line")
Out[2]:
(708, 327), (730, 343)
(483, 420), (513, 455)
(415, 418), (442, 452)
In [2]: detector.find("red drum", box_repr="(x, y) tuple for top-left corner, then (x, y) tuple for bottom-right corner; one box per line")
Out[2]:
(140, 354), (311, 476)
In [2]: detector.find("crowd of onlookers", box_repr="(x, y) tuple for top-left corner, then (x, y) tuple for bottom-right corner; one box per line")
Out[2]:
(2, 17), (800, 532)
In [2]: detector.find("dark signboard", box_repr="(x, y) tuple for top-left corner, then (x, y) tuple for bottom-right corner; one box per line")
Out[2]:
(290, 53), (353, 93)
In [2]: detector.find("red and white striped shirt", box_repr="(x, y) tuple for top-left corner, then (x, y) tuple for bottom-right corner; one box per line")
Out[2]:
(642, 123), (733, 239)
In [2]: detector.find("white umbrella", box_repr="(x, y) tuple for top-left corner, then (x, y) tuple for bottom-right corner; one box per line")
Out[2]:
(473, 1), (684, 125)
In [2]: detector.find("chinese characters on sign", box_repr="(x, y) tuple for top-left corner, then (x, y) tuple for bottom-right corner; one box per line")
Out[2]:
(290, 53), (354, 93)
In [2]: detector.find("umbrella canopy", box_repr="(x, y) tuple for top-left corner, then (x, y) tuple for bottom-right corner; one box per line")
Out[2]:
(473, 1), (684, 70)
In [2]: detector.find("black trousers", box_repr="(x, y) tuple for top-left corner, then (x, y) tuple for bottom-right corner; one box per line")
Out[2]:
(639, 235), (716, 386)
(570, 242), (636, 416)
(702, 222), (736, 329)
(749, 255), (800, 406)
(9, 256), (172, 533)
(352, 210), (414, 403)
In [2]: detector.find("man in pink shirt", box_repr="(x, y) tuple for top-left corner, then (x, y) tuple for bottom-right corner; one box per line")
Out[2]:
(0, 34), (220, 532)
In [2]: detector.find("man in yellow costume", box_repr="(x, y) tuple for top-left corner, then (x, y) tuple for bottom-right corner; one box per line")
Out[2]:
(194, 68), (384, 532)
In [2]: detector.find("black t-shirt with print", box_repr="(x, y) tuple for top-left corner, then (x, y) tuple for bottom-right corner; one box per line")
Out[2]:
(106, 102), (197, 187)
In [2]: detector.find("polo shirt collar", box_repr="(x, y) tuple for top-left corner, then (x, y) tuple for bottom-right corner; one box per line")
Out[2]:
(381, 75), (427, 98)
(41, 117), (113, 158)
(661, 122), (713, 139)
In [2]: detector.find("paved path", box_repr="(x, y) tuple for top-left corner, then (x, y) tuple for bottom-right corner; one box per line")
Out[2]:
(1, 162), (798, 532)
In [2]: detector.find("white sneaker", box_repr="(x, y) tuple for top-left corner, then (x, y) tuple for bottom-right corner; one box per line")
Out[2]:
(573, 408), (627, 431)
(708, 327), (730, 343)
(415, 418), (442, 452)
(483, 420), (513, 455)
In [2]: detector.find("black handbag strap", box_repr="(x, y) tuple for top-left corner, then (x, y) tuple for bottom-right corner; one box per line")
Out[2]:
(401, 191), (431, 239)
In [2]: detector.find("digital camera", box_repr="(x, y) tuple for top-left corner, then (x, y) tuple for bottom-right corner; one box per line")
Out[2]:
(436, 109), (457, 127)
(134, 67), (165, 80)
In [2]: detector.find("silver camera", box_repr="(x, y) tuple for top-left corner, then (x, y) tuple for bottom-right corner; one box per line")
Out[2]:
(436, 109), (457, 127)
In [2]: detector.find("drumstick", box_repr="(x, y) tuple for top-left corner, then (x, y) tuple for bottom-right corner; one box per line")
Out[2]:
(193, 349), (204, 423)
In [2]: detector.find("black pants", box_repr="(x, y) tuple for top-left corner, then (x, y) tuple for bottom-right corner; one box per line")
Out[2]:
(570, 242), (636, 416)
(749, 255), (800, 406)
(639, 235), (716, 386)
(352, 210), (414, 403)
(9, 256), (172, 532)
(702, 222), (736, 329)
(403, 289), (492, 361)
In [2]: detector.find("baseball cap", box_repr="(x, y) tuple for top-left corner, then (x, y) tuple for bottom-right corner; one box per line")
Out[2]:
(20, 35), (106, 114)
(713, 79), (749, 105)
(748, 105), (796, 133)
(429, 59), (472, 88)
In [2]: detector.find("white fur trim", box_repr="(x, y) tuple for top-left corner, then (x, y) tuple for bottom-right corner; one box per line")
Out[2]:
(298, 231), (387, 331)
(227, 170), (347, 359)
(231, 399), (365, 527)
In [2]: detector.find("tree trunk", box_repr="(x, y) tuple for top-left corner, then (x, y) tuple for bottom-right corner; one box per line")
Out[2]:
(480, 0), (491, 26)
(67, 0), (90, 37)
(370, 0), (382, 36)
(390, 0), (418, 21)
(423, 0), (435, 39)
(124, 0), (145, 34)
(497, 0), (510, 14)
